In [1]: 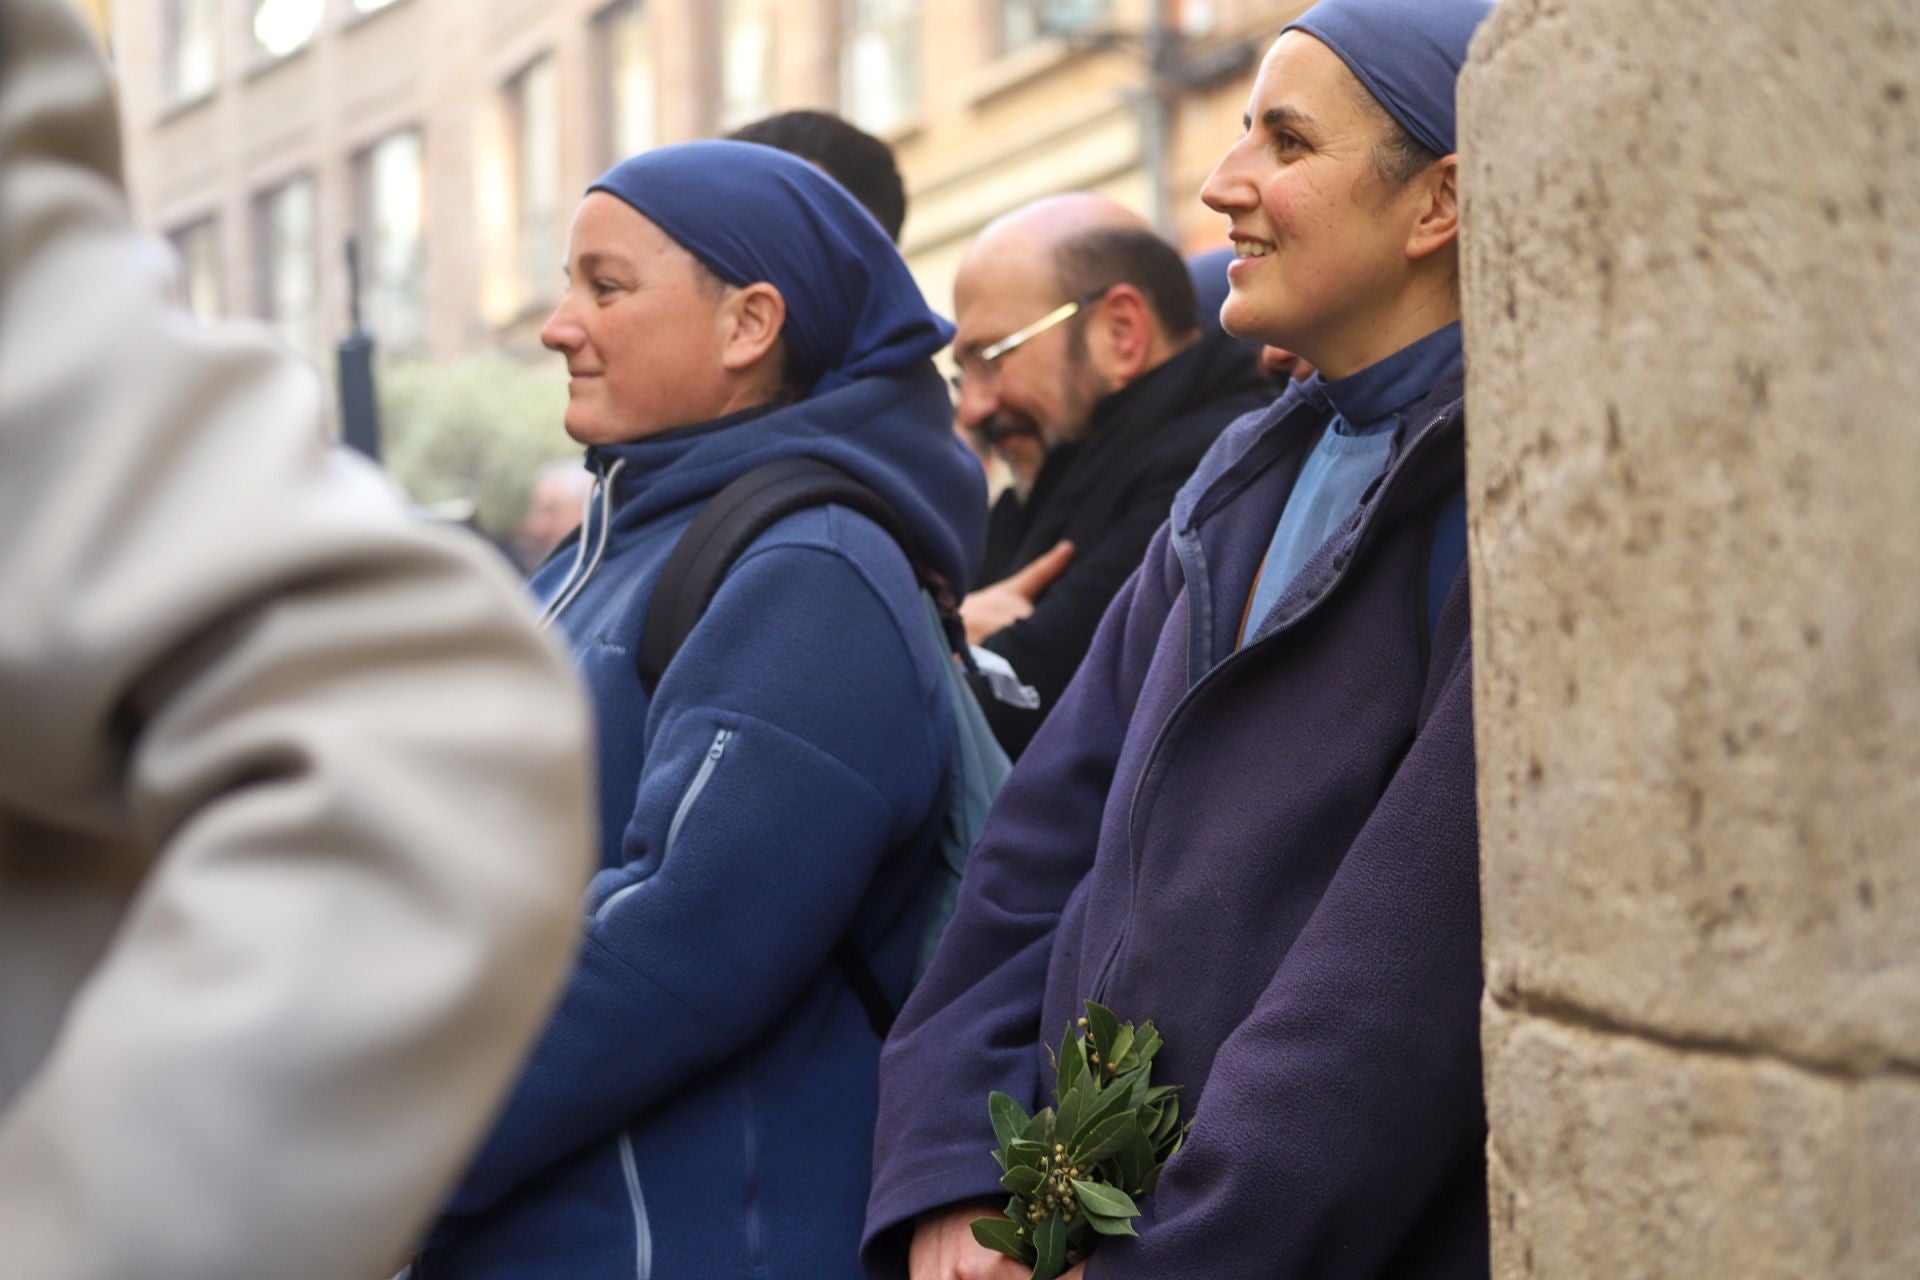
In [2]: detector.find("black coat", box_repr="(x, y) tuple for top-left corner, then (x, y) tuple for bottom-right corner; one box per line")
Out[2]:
(979, 328), (1271, 755)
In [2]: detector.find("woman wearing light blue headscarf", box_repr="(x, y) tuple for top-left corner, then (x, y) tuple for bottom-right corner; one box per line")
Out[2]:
(414, 141), (986, 1279)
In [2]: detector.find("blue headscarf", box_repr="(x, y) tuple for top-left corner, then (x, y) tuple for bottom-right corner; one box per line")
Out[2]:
(588, 140), (953, 398)
(1285, 0), (1494, 158)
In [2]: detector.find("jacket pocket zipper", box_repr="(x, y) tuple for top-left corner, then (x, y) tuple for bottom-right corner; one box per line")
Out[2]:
(617, 1130), (654, 1279)
(595, 727), (732, 922)
(739, 1076), (766, 1273)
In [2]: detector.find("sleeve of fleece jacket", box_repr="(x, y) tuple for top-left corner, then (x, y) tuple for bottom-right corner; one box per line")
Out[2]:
(0, 2), (595, 1276)
(980, 471), (1187, 756)
(444, 513), (948, 1218)
(1084, 572), (1484, 1280)
(861, 519), (1186, 1274)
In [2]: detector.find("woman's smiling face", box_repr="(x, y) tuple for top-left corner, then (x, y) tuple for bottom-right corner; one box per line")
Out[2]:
(1199, 31), (1433, 377)
(539, 193), (742, 446)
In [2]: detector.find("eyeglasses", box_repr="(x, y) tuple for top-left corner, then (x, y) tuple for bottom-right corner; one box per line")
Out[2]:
(948, 287), (1112, 394)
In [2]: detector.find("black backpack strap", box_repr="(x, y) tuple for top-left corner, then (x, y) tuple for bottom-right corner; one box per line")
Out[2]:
(833, 937), (898, 1039)
(636, 457), (931, 1040)
(636, 457), (913, 694)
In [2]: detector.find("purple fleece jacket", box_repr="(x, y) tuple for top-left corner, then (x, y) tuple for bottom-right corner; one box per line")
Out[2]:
(864, 366), (1486, 1279)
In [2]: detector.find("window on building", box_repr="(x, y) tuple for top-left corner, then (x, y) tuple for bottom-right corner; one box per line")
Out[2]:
(1001, 0), (1109, 53)
(598, 0), (657, 164)
(252, 0), (324, 58)
(718, 0), (775, 131)
(840, 0), (918, 135)
(169, 218), (223, 321)
(163, 0), (219, 103)
(508, 57), (561, 308)
(355, 129), (425, 349)
(256, 175), (320, 360)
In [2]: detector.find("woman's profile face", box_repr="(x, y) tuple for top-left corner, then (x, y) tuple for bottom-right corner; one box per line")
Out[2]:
(540, 193), (741, 445)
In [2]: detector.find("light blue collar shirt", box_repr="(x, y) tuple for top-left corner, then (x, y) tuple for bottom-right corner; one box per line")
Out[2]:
(1239, 323), (1464, 647)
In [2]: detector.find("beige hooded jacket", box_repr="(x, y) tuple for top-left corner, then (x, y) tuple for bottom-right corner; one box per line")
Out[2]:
(0, 2), (595, 1275)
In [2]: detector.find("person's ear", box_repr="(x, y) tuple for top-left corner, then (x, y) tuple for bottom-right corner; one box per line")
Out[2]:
(719, 282), (786, 373)
(1406, 154), (1460, 262)
(1091, 285), (1155, 381)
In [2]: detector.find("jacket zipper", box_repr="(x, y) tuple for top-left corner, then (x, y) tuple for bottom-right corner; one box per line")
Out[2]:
(600, 730), (730, 1276)
(594, 727), (732, 923)
(1091, 410), (1459, 1001)
(617, 1131), (654, 1279)
(739, 1076), (767, 1273)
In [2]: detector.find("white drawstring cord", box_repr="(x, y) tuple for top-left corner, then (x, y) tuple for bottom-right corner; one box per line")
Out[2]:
(538, 457), (627, 630)
(535, 469), (601, 629)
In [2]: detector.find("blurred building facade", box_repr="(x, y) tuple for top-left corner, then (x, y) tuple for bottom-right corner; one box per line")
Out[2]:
(110, 0), (1304, 363)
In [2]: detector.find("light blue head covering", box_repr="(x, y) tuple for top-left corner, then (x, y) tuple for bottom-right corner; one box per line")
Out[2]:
(1285, 0), (1495, 157)
(588, 140), (953, 397)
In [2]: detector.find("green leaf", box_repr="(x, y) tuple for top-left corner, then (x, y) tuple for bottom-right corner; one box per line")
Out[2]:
(990, 1091), (1031, 1149)
(1001, 1164), (1044, 1197)
(1024, 1108), (1054, 1144)
(1079, 1073), (1135, 1135)
(1085, 1210), (1140, 1237)
(1152, 1096), (1182, 1143)
(1111, 1068), (1152, 1114)
(1114, 1119), (1156, 1195)
(1030, 1213), (1068, 1280)
(1071, 1112), (1134, 1165)
(1057, 1021), (1087, 1094)
(1132, 1024), (1162, 1064)
(1085, 1002), (1121, 1064)
(1070, 1179), (1139, 1219)
(1006, 1139), (1048, 1171)
(1106, 1024), (1135, 1071)
(971, 1217), (1031, 1262)
(1055, 1073), (1093, 1146)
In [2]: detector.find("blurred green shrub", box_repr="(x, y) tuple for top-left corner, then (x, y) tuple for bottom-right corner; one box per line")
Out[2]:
(378, 352), (570, 538)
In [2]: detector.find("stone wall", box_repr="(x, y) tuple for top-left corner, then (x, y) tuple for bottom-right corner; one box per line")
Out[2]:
(1458, 1), (1920, 1275)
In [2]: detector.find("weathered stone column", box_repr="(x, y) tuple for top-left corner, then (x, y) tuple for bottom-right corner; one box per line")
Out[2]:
(1457, 2), (1920, 1276)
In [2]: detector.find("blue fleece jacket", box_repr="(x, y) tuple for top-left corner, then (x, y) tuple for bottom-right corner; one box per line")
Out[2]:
(420, 361), (986, 1279)
(867, 359), (1485, 1278)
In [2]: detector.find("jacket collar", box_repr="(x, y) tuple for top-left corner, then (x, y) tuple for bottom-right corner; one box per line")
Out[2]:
(550, 364), (988, 595)
(1167, 365), (1466, 672)
(1321, 321), (1462, 431)
(581, 401), (781, 493)
(1172, 341), (1466, 541)
(1025, 327), (1266, 503)
(1085, 328), (1265, 446)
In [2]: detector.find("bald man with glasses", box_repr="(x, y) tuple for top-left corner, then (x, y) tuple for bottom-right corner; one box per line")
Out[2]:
(952, 194), (1270, 757)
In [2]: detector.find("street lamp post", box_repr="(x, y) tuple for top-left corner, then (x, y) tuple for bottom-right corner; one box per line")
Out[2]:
(337, 234), (383, 462)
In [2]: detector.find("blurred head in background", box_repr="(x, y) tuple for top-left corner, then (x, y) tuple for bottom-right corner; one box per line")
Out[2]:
(512, 461), (594, 571)
(727, 109), (908, 243)
(949, 194), (1198, 496)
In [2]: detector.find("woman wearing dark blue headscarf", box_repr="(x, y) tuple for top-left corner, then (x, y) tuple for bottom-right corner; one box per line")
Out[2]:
(415, 141), (986, 1279)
